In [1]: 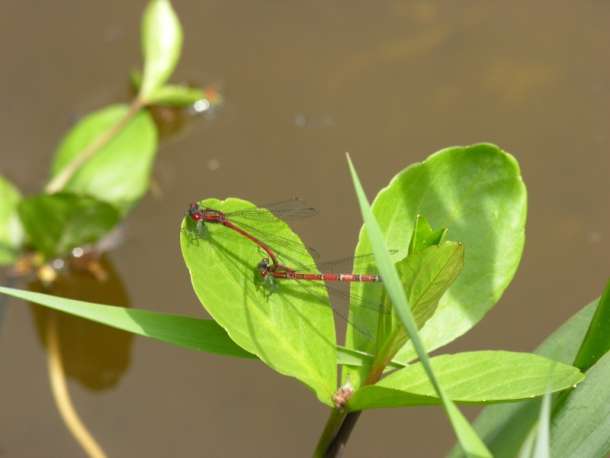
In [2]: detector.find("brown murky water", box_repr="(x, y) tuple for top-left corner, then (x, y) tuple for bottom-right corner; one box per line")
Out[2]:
(1, 1), (610, 457)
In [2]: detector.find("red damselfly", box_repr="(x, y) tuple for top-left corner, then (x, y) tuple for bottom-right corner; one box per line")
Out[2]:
(256, 256), (390, 339)
(186, 199), (317, 267)
(257, 258), (381, 283)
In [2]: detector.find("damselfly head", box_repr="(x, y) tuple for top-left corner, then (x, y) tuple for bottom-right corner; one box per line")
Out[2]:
(257, 258), (271, 277)
(188, 203), (204, 222)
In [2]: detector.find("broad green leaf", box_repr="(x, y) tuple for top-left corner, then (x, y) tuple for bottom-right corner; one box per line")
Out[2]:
(139, 0), (183, 100)
(0, 284), (399, 368)
(447, 300), (598, 458)
(347, 351), (582, 411)
(0, 176), (23, 265)
(347, 155), (492, 458)
(0, 285), (253, 359)
(399, 241), (464, 330)
(349, 143), (527, 368)
(180, 198), (337, 405)
(369, 241), (464, 374)
(50, 104), (157, 213)
(572, 278), (610, 372)
(550, 351), (610, 458)
(18, 193), (120, 259)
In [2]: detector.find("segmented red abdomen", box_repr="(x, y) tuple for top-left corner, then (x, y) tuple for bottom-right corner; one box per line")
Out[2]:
(330, 273), (380, 282)
(271, 272), (381, 282)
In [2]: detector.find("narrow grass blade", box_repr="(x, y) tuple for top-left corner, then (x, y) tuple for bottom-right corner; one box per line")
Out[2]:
(532, 389), (551, 458)
(347, 154), (491, 458)
(0, 285), (253, 359)
(0, 285), (384, 368)
(517, 427), (536, 458)
(572, 278), (610, 372)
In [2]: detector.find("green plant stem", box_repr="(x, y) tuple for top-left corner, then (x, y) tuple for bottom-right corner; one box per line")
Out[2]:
(323, 411), (362, 457)
(316, 366), (386, 457)
(313, 408), (348, 458)
(45, 97), (145, 194)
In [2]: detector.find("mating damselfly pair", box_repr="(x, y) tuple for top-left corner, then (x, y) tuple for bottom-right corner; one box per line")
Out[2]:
(185, 199), (391, 339)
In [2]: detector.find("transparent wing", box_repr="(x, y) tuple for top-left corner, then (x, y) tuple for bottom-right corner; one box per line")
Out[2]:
(224, 198), (317, 223)
(231, 218), (320, 263)
(273, 277), (382, 341)
(277, 249), (398, 276)
(280, 253), (383, 273)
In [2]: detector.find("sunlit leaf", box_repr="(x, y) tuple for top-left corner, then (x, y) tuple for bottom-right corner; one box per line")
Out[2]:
(0, 176), (23, 265)
(180, 198), (337, 405)
(347, 155), (492, 458)
(348, 143), (527, 381)
(408, 214), (447, 255)
(139, 0), (183, 99)
(50, 104), (157, 212)
(367, 241), (464, 373)
(400, 241), (464, 329)
(347, 351), (582, 410)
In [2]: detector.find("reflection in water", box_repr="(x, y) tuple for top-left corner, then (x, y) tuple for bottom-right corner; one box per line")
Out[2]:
(29, 254), (132, 391)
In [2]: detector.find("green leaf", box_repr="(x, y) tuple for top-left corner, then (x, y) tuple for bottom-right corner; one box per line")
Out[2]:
(400, 241), (464, 330)
(17, 193), (120, 258)
(447, 300), (598, 458)
(550, 351), (610, 458)
(347, 155), (492, 458)
(409, 214), (447, 255)
(348, 143), (527, 369)
(347, 351), (582, 410)
(369, 241), (464, 374)
(50, 104), (157, 212)
(146, 84), (205, 107)
(139, 0), (183, 100)
(180, 198), (337, 405)
(572, 278), (610, 372)
(0, 285), (253, 358)
(335, 346), (403, 369)
(0, 176), (24, 265)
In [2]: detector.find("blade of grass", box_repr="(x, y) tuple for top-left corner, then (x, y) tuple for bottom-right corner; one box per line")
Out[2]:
(0, 285), (252, 358)
(346, 154), (491, 458)
(532, 388), (551, 458)
(572, 278), (610, 372)
(0, 285), (396, 368)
